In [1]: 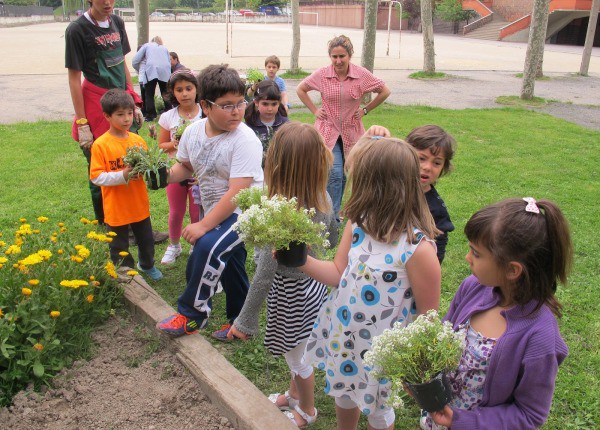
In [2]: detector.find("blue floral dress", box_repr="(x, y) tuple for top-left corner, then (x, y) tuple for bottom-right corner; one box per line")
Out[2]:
(304, 225), (431, 416)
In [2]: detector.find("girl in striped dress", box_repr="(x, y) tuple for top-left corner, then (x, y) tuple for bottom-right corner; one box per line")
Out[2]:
(228, 122), (338, 427)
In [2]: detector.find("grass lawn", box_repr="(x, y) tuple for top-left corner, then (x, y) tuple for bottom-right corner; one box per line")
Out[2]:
(0, 104), (598, 429)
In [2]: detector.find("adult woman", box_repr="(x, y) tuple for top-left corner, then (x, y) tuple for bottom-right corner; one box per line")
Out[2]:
(296, 35), (390, 220)
(132, 36), (172, 121)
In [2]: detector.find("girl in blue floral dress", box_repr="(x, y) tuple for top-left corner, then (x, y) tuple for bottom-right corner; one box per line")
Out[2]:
(300, 136), (441, 430)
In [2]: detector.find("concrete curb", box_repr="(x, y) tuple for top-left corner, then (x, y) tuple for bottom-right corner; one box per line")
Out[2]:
(121, 275), (297, 430)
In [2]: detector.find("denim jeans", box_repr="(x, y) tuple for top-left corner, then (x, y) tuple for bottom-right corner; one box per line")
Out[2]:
(327, 137), (346, 222)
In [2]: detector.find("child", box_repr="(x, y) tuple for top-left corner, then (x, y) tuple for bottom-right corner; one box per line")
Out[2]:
(89, 88), (162, 280)
(157, 69), (203, 264)
(227, 122), (338, 427)
(301, 137), (441, 430)
(156, 64), (263, 339)
(244, 79), (289, 165)
(247, 55), (289, 112)
(406, 125), (457, 264)
(424, 197), (572, 430)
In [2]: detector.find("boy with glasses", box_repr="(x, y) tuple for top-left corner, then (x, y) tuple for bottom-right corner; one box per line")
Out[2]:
(157, 65), (263, 339)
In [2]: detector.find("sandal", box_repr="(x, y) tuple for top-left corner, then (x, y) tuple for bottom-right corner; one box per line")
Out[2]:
(284, 404), (317, 428)
(268, 391), (298, 411)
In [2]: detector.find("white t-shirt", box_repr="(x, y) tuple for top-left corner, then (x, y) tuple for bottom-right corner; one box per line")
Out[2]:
(177, 119), (263, 215)
(158, 105), (203, 158)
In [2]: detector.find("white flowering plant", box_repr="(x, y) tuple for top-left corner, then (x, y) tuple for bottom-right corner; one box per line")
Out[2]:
(363, 310), (464, 408)
(232, 188), (330, 252)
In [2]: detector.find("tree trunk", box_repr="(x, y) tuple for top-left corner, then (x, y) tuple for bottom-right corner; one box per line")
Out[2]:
(133, 0), (149, 49)
(421, 0), (436, 73)
(521, 0), (550, 100)
(362, 0), (378, 73)
(580, 0), (600, 76)
(290, 0), (301, 72)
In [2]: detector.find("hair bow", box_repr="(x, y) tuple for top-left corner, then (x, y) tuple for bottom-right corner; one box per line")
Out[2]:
(523, 197), (540, 214)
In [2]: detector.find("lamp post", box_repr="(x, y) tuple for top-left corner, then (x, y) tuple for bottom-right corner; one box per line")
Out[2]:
(386, 0), (402, 59)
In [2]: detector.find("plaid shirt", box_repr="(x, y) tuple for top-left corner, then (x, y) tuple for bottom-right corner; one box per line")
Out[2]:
(301, 63), (386, 155)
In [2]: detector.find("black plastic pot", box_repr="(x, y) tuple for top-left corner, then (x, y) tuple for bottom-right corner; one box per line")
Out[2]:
(406, 372), (452, 412)
(147, 166), (168, 190)
(275, 241), (308, 267)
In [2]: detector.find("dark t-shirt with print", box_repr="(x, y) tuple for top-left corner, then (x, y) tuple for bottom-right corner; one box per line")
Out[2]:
(65, 14), (131, 90)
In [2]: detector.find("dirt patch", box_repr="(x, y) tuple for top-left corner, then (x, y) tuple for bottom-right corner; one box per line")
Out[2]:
(0, 313), (234, 430)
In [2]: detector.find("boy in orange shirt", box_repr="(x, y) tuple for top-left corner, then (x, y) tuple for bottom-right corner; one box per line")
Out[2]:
(90, 88), (163, 280)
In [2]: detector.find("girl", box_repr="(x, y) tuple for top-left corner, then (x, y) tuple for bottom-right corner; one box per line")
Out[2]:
(158, 69), (203, 264)
(424, 197), (572, 430)
(301, 137), (441, 430)
(227, 122), (337, 427)
(244, 79), (289, 165)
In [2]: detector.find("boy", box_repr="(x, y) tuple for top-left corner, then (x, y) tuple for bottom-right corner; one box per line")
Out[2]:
(89, 89), (163, 280)
(156, 65), (263, 339)
(405, 125), (456, 264)
(247, 55), (289, 112)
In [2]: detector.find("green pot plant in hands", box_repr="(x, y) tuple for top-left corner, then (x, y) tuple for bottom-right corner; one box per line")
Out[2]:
(245, 68), (264, 85)
(232, 187), (330, 267)
(364, 310), (465, 413)
(122, 142), (170, 191)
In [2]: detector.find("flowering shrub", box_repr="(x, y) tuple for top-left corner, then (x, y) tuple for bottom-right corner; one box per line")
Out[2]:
(232, 189), (330, 252)
(363, 310), (464, 408)
(0, 216), (128, 406)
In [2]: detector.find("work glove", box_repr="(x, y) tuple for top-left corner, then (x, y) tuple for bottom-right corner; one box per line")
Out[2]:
(77, 124), (94, 149)
(134, 107), (144, 128)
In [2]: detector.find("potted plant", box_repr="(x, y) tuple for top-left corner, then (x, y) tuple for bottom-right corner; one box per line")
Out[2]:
(232, 187), (330, 267)
(122, 142), (169, 190)
(245, 68), (264, 85)
(364, 310), (465, 412)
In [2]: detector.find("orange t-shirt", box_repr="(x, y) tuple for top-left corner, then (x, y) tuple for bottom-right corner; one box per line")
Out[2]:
(89, 131), (150, 226)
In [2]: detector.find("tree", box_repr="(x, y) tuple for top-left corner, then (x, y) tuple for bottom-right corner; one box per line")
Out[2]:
(521, 0), (550, 100)
(435, 0), (476, 33)
(133, 0), (149, 49)
(290, 0), (301, 73)
(580, 0), (600, 76)
(362, 0), (378, 73)
(421, 0), (435, 73)
(401, 0), (421, 30)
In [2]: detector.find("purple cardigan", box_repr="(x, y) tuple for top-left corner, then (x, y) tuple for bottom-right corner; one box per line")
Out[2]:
(444, 275), (568, 430)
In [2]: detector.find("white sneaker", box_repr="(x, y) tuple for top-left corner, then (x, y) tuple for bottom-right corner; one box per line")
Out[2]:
(161, 244), (182, 264)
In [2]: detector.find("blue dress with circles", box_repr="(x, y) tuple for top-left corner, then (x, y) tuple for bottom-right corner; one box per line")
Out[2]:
(304, 224), (431, 415)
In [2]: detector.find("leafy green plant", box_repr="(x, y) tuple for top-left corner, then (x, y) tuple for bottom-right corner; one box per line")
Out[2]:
(232, 190), (329, 252)
(364, 310), (464, 407)
(245, 68), (264, 84)
(0, 216), (131, 406)
(122, 143), (170, 189)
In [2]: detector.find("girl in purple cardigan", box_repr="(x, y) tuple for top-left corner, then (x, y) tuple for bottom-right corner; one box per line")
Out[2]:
(424, 197), (572, 430)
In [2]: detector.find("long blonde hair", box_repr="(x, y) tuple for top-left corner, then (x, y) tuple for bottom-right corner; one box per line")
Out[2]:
(264, 122), (332, 213)
(344, 137), (439, 243)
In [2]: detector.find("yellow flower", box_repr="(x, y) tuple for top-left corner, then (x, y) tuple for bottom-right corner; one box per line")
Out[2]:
(80, 217), (91, 224)
(119, 251), (129, 257)
(57, 249), (64, 255)
(86, 294), (94, 303)
(50, 311), (60, 318)
(106, 231), (117, 237)
(91, 220), (99, 225)
(12, 263), (19, 268)
(0, 309), (4, 318)
(70, 255), (83, 263)
(0, 241), (5, 247)
(0, 264), (3, 269)
(127, 270), (139, 276)
(77, 246), (91, 259)
(89, 275), (95, 280)
(37, 216), (49, 223)
(58, 222), (64, 227)
(22, 287), (32, 296)
(37, 250), (52, 260)
(60, 279), (89, 289)
(105, 261), (117, 278)
(33, 343), (44, 351)
(60, 227), (67, 233)
(92, 281), (101, 286)
(19, 253), (43, 266)
(5, 245), (21, 255)
(32, 229), (41, 234)
(28, 279), (40, 286)
(0, 257), (7, 264)
(19, 218), (27, 223)
(50, 236), (57, 243)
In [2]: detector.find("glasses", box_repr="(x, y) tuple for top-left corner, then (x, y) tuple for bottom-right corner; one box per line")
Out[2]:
(206, 100), (247, 113)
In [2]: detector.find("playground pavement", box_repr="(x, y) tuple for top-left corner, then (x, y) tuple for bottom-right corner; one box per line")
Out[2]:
(0, 21), (598, 129)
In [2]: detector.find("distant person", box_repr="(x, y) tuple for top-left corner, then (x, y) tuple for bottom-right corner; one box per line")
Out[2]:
(89, 89), (162, 281)
(156, 65), (263, 339)
(170, 51), (185, 73)
(296, 35), (390, 222)
(244, 79), (289, 164)
(247, 55), (289, 111)
(132, 36), (172, 121)
(65, 0), (143, 226)
(157, 69), (203, 264)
